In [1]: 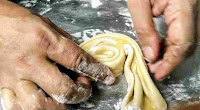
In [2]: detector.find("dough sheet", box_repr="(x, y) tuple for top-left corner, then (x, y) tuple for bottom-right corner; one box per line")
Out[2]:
(80, 33), (167, 110)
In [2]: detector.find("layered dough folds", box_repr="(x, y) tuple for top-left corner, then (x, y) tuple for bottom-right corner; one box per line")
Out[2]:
(80, 33), (167, 110)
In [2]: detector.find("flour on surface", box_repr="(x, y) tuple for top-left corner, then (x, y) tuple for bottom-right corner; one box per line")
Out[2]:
(161, 64), (200, 108)
(40, 7), (52, 15)
(19, 0), (37, 7)
(79, 101), (95, 108)
(1, 96), (5, 110)
(72, 29), (117, 43)
(91, 0), (102, 8)
(52, 94), (70, 104)
(114, 99), (122, 110)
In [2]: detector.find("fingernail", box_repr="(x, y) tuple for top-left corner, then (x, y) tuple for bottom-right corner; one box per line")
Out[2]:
(157, 77), (166, 82)
(157, 76), (168, 82)
(149, 61), (163, 73)
(142, 46), (154, 62)
(77, 76), (91, 86)
(103, 76), (116, 85)
(155, 74), (171, 82)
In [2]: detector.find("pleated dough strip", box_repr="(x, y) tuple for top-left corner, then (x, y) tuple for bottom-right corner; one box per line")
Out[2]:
(122, 44), (143, 110)
(80, 33), (167, 110)
(130, 39), (167, 110)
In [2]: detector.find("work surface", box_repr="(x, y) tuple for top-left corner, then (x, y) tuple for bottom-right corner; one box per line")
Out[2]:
(1, 0), (200, 109)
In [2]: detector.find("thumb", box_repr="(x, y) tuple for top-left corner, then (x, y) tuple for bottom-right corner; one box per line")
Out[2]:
(127, 0), (160, 62)
(139, 28), (160, 63)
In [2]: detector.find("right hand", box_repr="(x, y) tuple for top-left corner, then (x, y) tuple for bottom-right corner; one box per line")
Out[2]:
(127, 0), (199, 80)
(0, 1), (115, 110)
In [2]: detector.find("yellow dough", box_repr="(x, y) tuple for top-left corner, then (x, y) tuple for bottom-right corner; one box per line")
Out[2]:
(80, 33), (167, 110)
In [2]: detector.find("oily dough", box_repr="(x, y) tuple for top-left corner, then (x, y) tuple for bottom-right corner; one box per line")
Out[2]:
(80, 33), (167, 110)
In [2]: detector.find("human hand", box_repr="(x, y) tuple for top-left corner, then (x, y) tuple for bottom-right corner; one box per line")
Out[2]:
(127, 0), (198, 80)
(0, 1), (115, 109)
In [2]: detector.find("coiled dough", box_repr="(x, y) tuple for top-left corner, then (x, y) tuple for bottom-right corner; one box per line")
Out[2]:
(80, 33), (167, 110)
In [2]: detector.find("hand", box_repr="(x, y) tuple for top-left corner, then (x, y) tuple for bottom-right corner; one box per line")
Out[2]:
(127, 0), (198, 80)
(0, 1), (115, 109)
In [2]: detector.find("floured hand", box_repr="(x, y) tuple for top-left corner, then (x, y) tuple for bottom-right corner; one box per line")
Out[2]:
(0, 1), (115, 110)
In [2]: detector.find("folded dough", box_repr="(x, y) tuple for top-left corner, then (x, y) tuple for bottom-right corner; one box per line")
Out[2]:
(80, 33), (167, 110)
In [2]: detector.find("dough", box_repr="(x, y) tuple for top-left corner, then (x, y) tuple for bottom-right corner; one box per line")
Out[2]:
(80, 33), (167, 110)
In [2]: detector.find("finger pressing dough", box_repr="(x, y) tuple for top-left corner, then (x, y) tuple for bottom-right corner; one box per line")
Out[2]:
(80, 33), (167, 110)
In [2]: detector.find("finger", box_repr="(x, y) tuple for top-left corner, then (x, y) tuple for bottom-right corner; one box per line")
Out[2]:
(148, 60), (162, 74)
(44, 17), (80, 44)
(35, 14), (80, 44)
(1, 88), (22, 110)
(152, 0), (168, 16)
(177, 104), (200, 110)
(46, 34), (115, 85)
(150, 0), (195, 80)
(149, 45), (183, 80)
(15, 80), (45, 110)
(30, 59), (92, 104)
(77, 76), (91, 86)
(34, 14), (115, 85)
(127, 0), (160, 62)
(14, 80), (67, 109)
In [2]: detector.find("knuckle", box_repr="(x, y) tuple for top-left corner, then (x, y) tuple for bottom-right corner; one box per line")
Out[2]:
(152, 5), (162, 16)
(73, 53), (85, 68)
(16, 54), (29, 64)
(76, 61), (108, 82)
(52, 86), (75, 104)
(77, 60), (89, 73)
(68, 83), (91, 104)
(135, 24), (157, 39)
(37, 33), (51, 50)
(53, 83), (91, 104)
(15, 54), (34, 67)
(15, 54), (37, 78)
(33, 29), (57, 52)
(60, 43), (82, 67)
